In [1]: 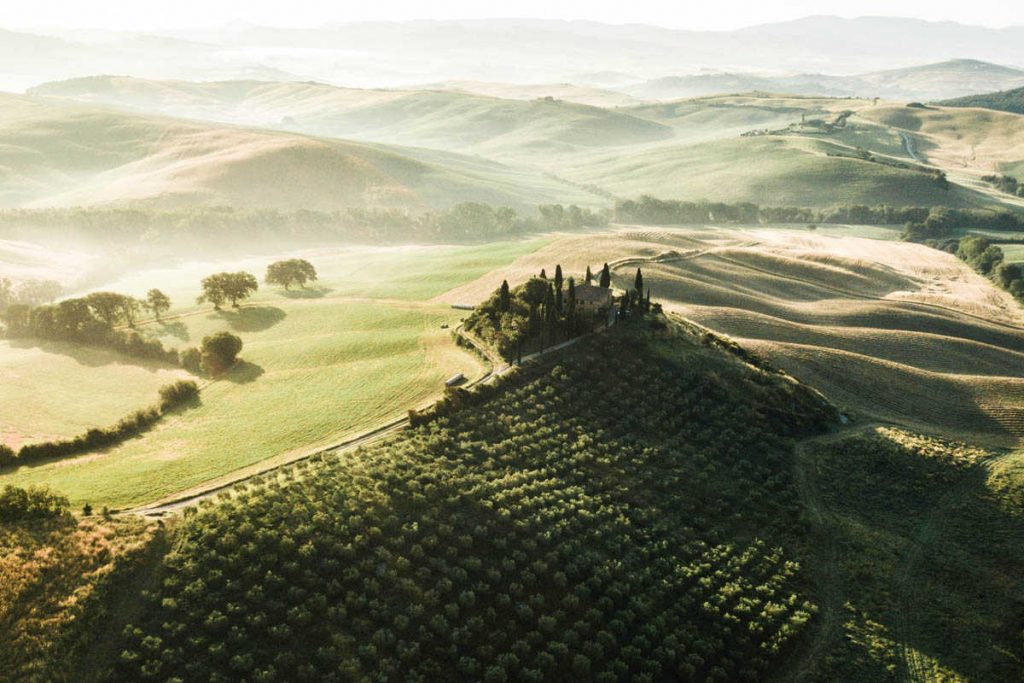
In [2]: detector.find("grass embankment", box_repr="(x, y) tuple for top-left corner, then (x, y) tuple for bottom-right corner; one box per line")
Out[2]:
(0, 240), (546, 508)
(793, 427), (1024, 681)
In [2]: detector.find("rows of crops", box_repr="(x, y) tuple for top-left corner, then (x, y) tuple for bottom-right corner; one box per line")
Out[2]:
(116, 320), (834, 681)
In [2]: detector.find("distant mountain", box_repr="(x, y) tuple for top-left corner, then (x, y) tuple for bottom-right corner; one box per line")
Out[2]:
(624, 59), (1024, 102)
(938, 86), (1024, 115)
(6, 17), (1024, 92)
(858, 59), (1024, 100)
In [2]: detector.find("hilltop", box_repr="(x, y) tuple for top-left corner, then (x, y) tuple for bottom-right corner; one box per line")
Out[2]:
(0, 92), (596, 211)
(939, 85), (1024, 115)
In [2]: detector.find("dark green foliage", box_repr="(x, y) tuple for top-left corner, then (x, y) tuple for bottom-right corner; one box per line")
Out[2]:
(115, 322), (833, 682)
(197, 272), (258, 309)
(265, 259), (318, 290)
(633, 268), (643, 295)
(1, 295), (178, 364)
(466, 273), (606, 360)
(157, 380), (201, 413)
(0, 485), (70, 522)
(938, 86), (1024, 115)
(902, 206), (1024, 241)
(200, 332), (243, 375)
(538, 204), (609, 231)
(0, 444), (15, 469)
(179, 347), (202, 374)
(981, 174), (1024, 197)
(599, 263), (611, 289)
(144, 289), (171, 320)
(585, 265), (593, 285)
(957, 235), (1004, 275)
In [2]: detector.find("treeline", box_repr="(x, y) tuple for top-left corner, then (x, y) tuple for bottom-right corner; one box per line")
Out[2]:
(0, 380), (199, 471)
(0, 203), (609, 248)
(982, 174), (1024, 198)
(614, 196), (936, 226)
(0, 278), (63, 311)
(0, 485), (70, 522)
(955, 236), (1024, 302)
(2, 290), (178, 364)
(901, 206), (1024, 241)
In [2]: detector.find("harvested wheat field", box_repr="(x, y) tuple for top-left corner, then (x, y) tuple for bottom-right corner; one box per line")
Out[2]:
(455, 225), (1024, 446)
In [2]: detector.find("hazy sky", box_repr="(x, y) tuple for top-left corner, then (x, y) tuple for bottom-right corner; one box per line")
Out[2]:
(4, 0), (1024, 32)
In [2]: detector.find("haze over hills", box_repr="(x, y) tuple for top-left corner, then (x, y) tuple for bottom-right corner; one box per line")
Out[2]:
(5, 16), (1024, 93)
(624, 60), (1024, 103)
(0, 92), (597, 211)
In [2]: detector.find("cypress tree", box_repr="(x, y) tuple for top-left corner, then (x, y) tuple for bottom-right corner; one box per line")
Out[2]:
(619, 291), (630, 319)
(645, 288), (651, 313)
(634, 268), (644, 295)
(566, 277), (577, 336)
(543, 284), (557, 347)
(599, 263), (611, 289)
(499, 280), (511, 312)
(554, 264), (563, 293)
(585, 265), (593, 285)
(539, 268), (547, 279)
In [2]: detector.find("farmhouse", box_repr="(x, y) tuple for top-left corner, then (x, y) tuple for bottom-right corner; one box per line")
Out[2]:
(574, 284), (613, 312)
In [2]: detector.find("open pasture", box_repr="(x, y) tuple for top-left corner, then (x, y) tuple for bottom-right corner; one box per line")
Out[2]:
(0, 240), (546, 507)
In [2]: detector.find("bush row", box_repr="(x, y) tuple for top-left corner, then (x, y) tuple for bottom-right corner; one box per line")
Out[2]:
(0, 381), (199, 471)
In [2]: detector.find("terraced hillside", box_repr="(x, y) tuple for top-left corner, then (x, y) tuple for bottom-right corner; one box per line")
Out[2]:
(447, 226), (1024, 446)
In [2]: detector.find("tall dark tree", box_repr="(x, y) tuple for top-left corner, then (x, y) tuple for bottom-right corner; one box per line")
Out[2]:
(554, 264), (563, 293)
(645, 288), (651, 313)
(566, 277), (577, 335)
(585, 265), (593, 285)
(542, 284), (556, 348)
(634, 268), (644, 295)
(599, 263), (611, 289)
(619, 291), (630, 319)
(145, 289), (171, 321)
(499, 280), (511, 312)
(539, 268), (547, 280)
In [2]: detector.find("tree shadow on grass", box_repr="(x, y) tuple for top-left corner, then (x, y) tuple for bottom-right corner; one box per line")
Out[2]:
(278, 286), (333, 300)
(225, 360), (265, 384)
(217, 306), (286, 333)
(158, 320), (190, 342)
(6, 337), (177, 373)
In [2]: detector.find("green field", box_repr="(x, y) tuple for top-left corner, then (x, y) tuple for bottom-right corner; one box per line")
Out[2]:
(0, 343), (186, 448)
(0, 239), (548, 508)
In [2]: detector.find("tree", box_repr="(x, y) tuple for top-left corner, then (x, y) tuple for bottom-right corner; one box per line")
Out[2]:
(554, 265), (563, 293)
(634, 268), (644, 295)
(146, 289), (171, 320)
(566, 278), (577, 335)
(266, 259), (318, 290)
(200, 332), (243, 375)
(198, 272), (258, 309)
(585, 266), (593, 285)
(86, 292), (127, 326)
(539, 269), (547, 280)
(499, 280), (511, 312)
(599, 264), (611, 289)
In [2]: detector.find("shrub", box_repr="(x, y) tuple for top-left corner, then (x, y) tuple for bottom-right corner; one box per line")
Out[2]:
(180, 347), (203, 374)
(200, 332), (243, 376)
(158, 380), (200, 413)
(0, 485), (70, 522)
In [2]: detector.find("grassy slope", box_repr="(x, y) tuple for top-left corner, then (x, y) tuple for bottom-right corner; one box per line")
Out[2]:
(792, 427), (1024, 681)
(0, 92), (596, 211)
(562, 135), (978, 207)
(0, 343), (187, 449)
(0, 514), (165, 682)
(0, 240), (545, 508)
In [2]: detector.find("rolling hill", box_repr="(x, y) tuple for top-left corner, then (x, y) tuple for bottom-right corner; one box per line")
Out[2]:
(939, 85), (1024, 115)
(0, 92), (598, 211)
(29, 76), (673, 162)
(447, 227), (1024, 446)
